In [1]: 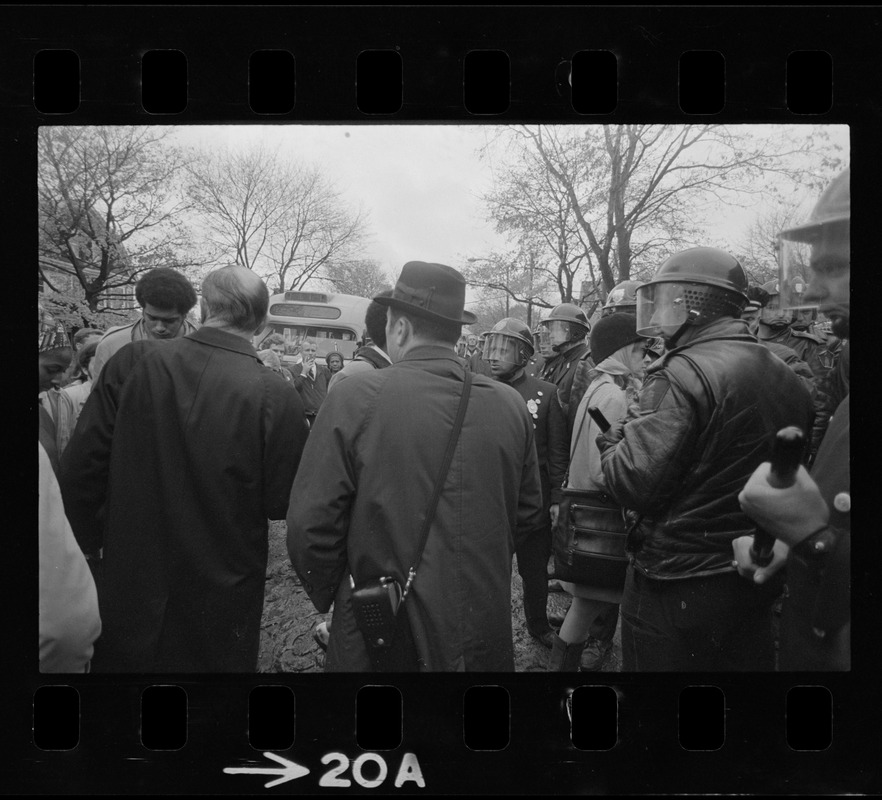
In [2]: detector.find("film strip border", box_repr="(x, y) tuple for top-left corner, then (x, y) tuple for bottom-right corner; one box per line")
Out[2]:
(19, 676), (868, 793)
(0, 6), (870, 123)
(30, 48), (833, 118)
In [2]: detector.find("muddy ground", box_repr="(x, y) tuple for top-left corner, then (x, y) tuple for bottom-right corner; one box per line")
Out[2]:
(258, 520), (622, 673)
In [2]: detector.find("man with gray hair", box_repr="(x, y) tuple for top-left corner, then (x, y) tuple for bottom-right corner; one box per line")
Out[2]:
(60, 265), (309, 672)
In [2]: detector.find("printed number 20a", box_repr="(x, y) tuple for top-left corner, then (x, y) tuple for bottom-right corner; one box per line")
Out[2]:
(319, 752), (425, 789)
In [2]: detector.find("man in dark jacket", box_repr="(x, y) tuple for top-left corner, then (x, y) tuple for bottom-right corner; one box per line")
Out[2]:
(484, 317), (569, 648)
(287, 262), (546, 671)
(60, 266), (308, 672)
(292, 338), (332, 426)
(734, 168), (850, 671)
(539, 302), (592, 437)
(598, 247), (814, 671)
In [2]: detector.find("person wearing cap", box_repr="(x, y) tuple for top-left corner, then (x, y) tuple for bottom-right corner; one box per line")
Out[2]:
(549, 313), (645, 671)
(325, 352), (344, 374)
(483, 318), (569, 650)
(741, 299), (762, 336)
(597, 247), (813, 671)
(91, 267), (199, 378)
(59, 266), (308, 672)
(734, 168), (850, 671)
(287, 261), (546, 672)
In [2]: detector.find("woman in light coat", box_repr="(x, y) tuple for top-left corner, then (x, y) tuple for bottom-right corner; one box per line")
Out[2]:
(549, 313), (645, 671)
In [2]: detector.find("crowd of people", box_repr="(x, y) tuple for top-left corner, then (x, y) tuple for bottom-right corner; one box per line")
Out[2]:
(37, 169), (849, 674)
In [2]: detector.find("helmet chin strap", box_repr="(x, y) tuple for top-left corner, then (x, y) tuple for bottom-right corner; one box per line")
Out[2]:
(665, 309), (701, 348)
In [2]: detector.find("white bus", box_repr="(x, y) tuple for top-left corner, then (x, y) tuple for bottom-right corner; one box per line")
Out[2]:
(254, 290), (371, 366)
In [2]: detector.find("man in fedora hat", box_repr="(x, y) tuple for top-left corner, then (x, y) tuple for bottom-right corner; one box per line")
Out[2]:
(287, 261), (546, 671)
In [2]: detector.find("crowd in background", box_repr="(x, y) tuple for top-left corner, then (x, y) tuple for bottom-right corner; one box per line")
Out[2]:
(38, 169), (849, 675)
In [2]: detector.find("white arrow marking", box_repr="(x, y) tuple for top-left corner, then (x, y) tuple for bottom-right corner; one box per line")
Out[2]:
(224, 752), (311, 788)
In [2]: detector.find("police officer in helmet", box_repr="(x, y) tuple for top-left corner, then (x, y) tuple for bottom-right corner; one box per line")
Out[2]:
(484, 318), (569, 648)
(601, 280), (643, 318)
(539, 303), (592, 436)
(597, 246), (813, 671)
(734, 168), (850, 671)
(756, 278), (832, 382)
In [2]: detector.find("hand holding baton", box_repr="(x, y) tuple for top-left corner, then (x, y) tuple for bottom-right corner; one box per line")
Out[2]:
(749, 426), (806, 567)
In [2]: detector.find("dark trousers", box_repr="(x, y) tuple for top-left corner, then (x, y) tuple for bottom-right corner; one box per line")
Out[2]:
(620, 566), (777, 672)
(516, 523), (552, 631)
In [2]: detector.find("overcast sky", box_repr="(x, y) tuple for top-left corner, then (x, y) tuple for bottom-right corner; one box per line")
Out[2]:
(170, 123), (848, 293)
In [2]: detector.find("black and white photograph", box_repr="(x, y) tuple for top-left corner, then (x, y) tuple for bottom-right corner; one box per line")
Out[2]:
(37, 122), (849, 675)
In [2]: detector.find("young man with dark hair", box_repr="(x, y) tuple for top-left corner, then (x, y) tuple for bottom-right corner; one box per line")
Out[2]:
(91, 267), (199, 377)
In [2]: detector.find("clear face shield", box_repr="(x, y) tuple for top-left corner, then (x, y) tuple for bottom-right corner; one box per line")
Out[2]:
(483, 333), (528, 369)
(635, 282), (693, 339)
(544, 319), (574, 346)
(776, 235), (817, 322)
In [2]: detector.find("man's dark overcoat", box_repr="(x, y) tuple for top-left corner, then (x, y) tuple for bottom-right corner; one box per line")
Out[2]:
(286, 345), (546, 671)
(60, 327), (308, 672)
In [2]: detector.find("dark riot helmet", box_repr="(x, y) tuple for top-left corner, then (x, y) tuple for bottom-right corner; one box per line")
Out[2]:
(601, 280), (643, 316)
(636, 247), (749, 340)
(540, 302), (591, 348)
(482, 317), (535, 368)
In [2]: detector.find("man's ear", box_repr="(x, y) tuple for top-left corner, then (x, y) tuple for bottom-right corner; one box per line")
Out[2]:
(199, 297), (209, 324)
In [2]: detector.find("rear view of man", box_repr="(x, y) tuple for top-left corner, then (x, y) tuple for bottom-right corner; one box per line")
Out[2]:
(91, 267), (199, 377)
(287, 261), (545, 671)
(60, 265), (308, 672)
(598, 247), (814, 671)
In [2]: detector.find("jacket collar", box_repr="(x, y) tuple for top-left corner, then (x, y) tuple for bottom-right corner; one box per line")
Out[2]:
(399, 344), (462, 364)
(651, 317), (755, 373)
(187, 326), (261, 359)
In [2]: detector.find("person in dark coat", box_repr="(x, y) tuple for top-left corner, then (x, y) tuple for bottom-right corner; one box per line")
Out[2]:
(734, 168), (850, 671)
(59, 266), (309, 672)
(287, 261), (546, 672)
(598, 248), (814, 672)
(483, 317), (569, 649)
(292, 338), (331, 426)
(538, 303), (592, 437)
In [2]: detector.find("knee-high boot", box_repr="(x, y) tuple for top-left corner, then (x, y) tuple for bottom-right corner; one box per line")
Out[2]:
(548, 633), (587, 671)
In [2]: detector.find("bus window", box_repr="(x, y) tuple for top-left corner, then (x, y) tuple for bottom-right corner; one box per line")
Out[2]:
(254, 292), (371, 363)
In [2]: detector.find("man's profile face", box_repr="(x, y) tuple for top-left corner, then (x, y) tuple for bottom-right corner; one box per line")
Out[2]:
(142, 303), (186, 340)
(269, 343), (286, 358)
(804, 226), (849, 339)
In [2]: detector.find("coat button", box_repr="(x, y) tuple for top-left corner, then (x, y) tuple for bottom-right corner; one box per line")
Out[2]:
(833, 492), (851, 513)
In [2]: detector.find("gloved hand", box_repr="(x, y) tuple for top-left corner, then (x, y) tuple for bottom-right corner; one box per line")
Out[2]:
(595, 419), (625, 453)
(738, 463), (829, 548)
(731, 535), (789, 585)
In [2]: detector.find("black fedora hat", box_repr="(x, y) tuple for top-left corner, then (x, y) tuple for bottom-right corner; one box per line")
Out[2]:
(374, 261), (477, 325)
